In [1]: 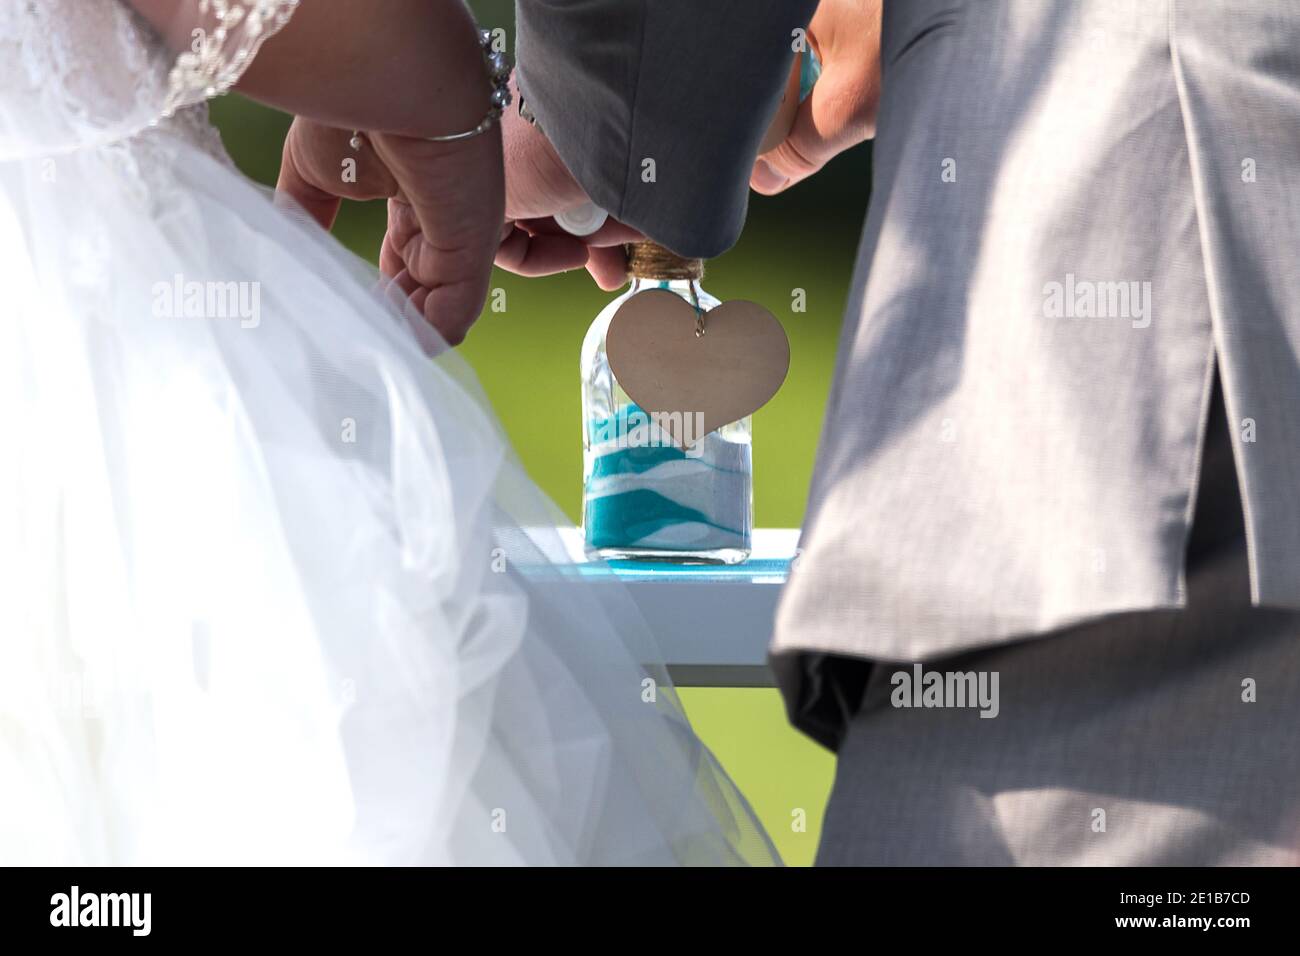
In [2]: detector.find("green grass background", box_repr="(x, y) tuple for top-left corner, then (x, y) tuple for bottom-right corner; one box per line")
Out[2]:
(211, 54), (869, 862)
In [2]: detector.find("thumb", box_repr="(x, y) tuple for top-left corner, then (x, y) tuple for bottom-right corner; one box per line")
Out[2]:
(751, 72), (868, 196)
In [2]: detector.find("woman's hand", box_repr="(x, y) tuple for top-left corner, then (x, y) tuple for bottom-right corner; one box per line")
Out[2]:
(277, 120), (397, 230)
(277, 118), (503, 346)
(751, 0), (883, 195)
(371, 129), (504, 346)
(132, 0), (508, 346)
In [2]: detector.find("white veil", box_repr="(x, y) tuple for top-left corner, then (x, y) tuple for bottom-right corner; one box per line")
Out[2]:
(0, 0), (778, 864)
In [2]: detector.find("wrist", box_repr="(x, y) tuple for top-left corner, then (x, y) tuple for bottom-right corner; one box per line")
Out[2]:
(502, 77), (589, 220)
(366, 5), (498, 141)
(416, 10), (495, 138)
(351, 25), (509, 174)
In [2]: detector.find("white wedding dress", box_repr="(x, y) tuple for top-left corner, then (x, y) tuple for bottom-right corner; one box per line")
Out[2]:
(0, 0), (777, 865)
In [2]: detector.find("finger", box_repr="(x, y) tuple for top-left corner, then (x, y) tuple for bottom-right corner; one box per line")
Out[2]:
(275, 146), (342, 230)
(586, 245), (630, 291)
(751, 73), (872, 195)
(390, 265), (483, 348)
(381, 199), (427, 279)
(397, 229), (494, 345)
(750, 93), (834, 195)
(391, 268), (423, 300)
(386, 199), (422, 253)
(380, 229), (401, 279)
(585, 219), (645, 248)
(495, 225), (590, 277)
(422, 280), (486, 347)
(514, 216), (644, 248)
(406, 271), (490, 349)
(393, 265), (481, 348)
(507, 215), (638, 289)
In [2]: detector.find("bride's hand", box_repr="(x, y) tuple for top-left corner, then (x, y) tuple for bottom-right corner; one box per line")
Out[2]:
(208, 0), (509, 347)
(277, 117), (503, 346)
(369, 128), (503, 347)
(277, 119), (397, 229)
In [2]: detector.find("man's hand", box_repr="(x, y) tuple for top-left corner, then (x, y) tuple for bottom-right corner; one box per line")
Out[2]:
(751, 0), (883, 195)
(277, 116), (503, 346)
(494, 78), (643, 291)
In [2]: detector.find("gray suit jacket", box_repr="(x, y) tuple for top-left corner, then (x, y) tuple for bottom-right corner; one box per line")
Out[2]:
(519, 0), (1300, 749)
(514, 0), (817, 258)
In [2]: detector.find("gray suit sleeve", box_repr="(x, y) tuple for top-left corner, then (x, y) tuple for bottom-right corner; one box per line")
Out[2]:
(514, 0), (817, 258)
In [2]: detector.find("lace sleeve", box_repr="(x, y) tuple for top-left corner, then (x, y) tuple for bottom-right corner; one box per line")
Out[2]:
(161, 0), (300, 116)
(0, 0), (301, 160)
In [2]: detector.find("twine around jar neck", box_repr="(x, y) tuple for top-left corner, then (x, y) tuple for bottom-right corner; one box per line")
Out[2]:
(625, 242), (709, 336)
(626, 242), (704, 281)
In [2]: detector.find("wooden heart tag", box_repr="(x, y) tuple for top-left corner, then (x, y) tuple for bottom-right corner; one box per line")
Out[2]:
(605, 289), (790, 447)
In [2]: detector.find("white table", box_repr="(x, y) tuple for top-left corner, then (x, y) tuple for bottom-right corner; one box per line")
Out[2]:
(557, 528), (799, 687)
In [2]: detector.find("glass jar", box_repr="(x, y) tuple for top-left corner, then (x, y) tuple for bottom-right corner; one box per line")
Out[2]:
(581, 243), (753, 564)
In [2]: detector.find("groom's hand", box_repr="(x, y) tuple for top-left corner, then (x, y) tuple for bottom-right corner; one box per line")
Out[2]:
(494, 79), (643, 291)
(750, 0), (883, 195)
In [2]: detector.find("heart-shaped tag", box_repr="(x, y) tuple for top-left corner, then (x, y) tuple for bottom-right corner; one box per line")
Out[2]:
(605, 289), (791, 447)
